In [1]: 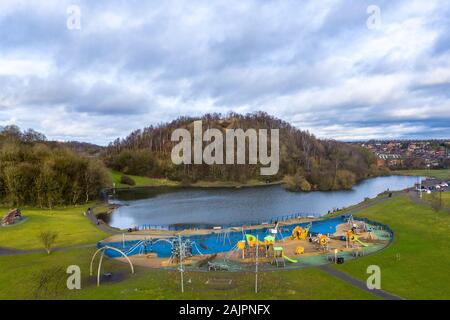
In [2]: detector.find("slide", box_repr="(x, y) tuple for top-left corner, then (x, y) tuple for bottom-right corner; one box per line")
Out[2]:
(283, 255), (298, 263)
(355, 238), (369, 247)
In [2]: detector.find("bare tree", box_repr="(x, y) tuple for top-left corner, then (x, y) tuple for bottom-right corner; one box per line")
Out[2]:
(39, 231), (58, 255)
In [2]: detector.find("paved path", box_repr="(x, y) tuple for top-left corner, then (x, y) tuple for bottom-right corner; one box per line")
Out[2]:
(319, 265), (404, 300)
(86, 206), (122, 235)
(408, 191), (450, 213)
(0, 243), (96, 256)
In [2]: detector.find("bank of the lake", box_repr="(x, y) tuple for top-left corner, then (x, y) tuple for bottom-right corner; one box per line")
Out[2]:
(108, 175), (420, 229)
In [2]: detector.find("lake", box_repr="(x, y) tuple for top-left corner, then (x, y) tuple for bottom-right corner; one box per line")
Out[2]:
(108, 175), (420, 229)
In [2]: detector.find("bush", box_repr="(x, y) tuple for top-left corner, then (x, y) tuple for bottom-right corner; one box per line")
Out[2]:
(283, 173), (312, 192)
(120, 175), (136, 186)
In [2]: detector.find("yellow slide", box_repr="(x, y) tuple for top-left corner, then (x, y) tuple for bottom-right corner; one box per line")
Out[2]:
(355, 238), (368, 247)
(283, 255), (298, 263)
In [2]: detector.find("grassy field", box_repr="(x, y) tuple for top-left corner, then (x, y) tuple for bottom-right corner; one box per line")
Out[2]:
(334, 195), (450, 299)
(392, 169), (450, 180)
(110, 170), (279, 189)
(0, 248), (378, 300)
(0, 204), (108, 250)
(110, 170), (179, 188)
(423, 192), (450, 208)
(2, 191), (450, 299)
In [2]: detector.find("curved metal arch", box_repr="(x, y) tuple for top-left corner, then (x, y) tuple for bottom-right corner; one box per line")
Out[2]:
(153, 238), (174, 246)
(89, 245), (135, 287)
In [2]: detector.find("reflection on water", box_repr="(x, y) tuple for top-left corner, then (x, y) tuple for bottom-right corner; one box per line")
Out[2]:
(108, 175), (420, 229)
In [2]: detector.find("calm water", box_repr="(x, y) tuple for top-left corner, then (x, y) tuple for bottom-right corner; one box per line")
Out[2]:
(108, 175), (420, 229)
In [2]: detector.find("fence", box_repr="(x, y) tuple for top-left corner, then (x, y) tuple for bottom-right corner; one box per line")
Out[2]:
(138, 211), (322, 231)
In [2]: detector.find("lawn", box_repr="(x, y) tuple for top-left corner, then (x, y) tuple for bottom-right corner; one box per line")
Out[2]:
(0, 248), (378, 300)
(423, 192), (450, 208)
(334, 195), (450, 299)
(392, 169), (450, 180)
(110, 170), (179, 188)
(0, 204), (108, 250)
(110, 170), (280, 188)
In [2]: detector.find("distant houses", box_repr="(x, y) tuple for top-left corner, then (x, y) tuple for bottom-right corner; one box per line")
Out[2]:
(354, 140), (450, 169)
(376, 153), (403, 167)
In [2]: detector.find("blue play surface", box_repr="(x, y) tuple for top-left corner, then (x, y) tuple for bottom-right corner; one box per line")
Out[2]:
(99, 216), (346, 258)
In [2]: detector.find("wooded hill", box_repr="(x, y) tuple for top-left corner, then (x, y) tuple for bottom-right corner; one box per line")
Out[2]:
(103, 112), (388, 191)
(0, 126), (111, 208)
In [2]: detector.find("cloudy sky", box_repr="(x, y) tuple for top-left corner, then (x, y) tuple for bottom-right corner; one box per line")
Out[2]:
(1, 0), (450, 145)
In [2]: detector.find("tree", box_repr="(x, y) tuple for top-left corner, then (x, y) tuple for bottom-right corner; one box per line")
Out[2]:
(39, 231), (59, 255)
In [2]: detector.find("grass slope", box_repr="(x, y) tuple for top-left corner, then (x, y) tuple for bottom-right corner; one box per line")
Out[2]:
(335, 195), (450, 299)
(392, 169), (450, 180)
(0, 248), (377, 300)
(0, 205), (108, 250)
(110, 170), (179, 188)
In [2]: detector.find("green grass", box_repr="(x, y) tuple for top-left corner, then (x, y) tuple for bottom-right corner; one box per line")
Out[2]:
(423, 192), (450, 208)
(392, 169), (450, 180)
(0, 204), (108, 250)
(110, 170), (179, 188)
(110, 170), (280, 188)
(0, 248), (378, 300)
(334, 195), (450, 299)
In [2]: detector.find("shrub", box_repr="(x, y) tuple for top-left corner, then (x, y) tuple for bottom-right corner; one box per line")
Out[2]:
(120, 175), (136, 186)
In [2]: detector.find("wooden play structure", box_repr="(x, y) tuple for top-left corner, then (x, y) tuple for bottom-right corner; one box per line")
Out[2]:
(1, 208), (22, 226)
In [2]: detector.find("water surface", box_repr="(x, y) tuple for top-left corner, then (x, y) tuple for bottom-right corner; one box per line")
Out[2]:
(109, 175), (420, 228)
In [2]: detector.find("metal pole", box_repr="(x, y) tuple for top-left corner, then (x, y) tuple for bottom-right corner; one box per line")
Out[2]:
(255, 235), (259, 294)
(179, 235), (184, 293)
(419, 177), (422, 199)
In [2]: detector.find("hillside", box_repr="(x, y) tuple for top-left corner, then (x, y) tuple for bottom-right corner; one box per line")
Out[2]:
(103, 112), (388, 191)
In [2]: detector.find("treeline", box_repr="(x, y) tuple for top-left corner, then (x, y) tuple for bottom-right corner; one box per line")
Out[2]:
(103, 112), (389, 191)
(0, 126), (111, 208)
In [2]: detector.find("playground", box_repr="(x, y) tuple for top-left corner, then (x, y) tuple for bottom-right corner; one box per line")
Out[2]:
(97, 215), (392, 273)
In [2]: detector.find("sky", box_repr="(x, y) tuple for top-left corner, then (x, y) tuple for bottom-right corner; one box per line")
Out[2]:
(0, 0), (450, 145)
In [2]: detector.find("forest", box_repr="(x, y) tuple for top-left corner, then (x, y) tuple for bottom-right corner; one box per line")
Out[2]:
(0, 112), (390, 207)
(0, 126), (111, 208)
(103, 112), (389, 191)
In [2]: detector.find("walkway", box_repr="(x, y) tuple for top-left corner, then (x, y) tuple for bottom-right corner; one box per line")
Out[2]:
(0, 243), (96, 256)
(408, 191), (450, 213)
(86, 206), (122, 235)
(319, 265), (404, 300)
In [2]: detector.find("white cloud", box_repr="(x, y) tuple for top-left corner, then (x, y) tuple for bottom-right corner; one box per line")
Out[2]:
(0, 0), (449, 144)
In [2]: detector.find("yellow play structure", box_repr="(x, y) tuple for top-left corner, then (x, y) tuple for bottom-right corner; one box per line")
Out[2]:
(346, 230), (368, 247)
(290, 225), (309, 240)
(236, 233), (297, 266)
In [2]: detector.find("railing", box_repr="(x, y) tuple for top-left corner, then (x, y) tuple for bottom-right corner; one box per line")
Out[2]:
(138, 211), (322, 231)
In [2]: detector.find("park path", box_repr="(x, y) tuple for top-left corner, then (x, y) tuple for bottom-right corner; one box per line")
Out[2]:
(85, 206), (123, 235)
(319, 265), (404, 300)
(0, 243), (96, 256)
(408, 191), (450, 213)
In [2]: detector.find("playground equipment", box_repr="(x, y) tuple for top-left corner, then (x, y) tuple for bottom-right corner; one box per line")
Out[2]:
(90, 246), (134, 287)
(290, 225), (310, 240)
(237, 234), (265, 259)
(170, 238), (194, 263)
(272, 246), (285, 267)
(346, 230), (368, 248)
(316, 234), (330, 251)
(271, 246), (297, 266)
(282, 254), (298, 263)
